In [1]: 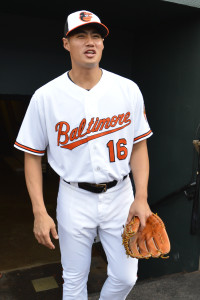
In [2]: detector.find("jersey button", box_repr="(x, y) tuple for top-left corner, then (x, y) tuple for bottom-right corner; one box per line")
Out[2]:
(96, 167), (100, 171)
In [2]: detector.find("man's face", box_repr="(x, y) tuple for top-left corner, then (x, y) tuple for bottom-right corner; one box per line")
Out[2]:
(63, 26), (104, 70)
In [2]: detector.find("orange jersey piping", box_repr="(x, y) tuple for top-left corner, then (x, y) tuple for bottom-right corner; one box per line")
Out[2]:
(134, 130), (152, 142)
(15, 142), (45, 154)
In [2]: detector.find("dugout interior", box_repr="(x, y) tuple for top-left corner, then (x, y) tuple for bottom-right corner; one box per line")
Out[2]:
(0, 0), (200, 280)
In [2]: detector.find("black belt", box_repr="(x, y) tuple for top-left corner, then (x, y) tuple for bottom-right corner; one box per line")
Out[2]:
(63, 175), (128, 193)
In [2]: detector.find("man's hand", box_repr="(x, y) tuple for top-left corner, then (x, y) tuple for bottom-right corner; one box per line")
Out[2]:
(24, 153), (59, 250)
(126, 197), (152, 230)
(33, 212), (59, 249)
(128, 140), (152, 230)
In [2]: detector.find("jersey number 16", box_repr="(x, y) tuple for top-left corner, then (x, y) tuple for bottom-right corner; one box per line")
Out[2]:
(107, 139), (128, 162)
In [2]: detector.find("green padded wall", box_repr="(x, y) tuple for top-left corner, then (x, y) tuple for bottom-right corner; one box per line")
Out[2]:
(131, 16), (200, 279)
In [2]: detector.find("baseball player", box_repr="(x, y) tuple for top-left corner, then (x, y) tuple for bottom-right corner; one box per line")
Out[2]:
(14, 10), (153, 300)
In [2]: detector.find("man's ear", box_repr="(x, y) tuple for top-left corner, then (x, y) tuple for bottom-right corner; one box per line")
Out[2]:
(62, 37), (70, 52)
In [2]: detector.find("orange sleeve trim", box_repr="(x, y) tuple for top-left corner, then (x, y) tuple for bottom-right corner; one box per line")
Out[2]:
(134, 130), (152, 142)
(15, 142), (45, 154)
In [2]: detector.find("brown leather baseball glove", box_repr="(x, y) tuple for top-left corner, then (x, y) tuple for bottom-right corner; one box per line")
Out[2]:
(122, 213), (170, 259)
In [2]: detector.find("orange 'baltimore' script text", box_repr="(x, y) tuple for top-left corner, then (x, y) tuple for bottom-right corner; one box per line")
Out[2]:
(55, 112), (131, 150)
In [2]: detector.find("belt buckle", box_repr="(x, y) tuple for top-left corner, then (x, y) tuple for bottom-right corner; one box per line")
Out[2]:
(95, 183), (107, 192)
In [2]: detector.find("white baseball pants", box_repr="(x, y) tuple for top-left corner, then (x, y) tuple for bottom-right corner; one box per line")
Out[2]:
(56, 176), (138, 300)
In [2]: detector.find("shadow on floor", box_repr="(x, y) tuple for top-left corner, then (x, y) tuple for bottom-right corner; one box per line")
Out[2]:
(0, 251), (107, 300)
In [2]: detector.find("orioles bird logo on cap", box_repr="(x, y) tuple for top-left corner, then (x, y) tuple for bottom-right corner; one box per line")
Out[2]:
(80, 12), (93, 22)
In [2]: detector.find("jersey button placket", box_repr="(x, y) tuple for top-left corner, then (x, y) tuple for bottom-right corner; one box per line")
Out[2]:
(84, 96), (102, 183)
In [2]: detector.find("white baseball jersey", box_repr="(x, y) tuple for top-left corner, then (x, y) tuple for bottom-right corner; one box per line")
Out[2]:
(14, 69), (152, 183)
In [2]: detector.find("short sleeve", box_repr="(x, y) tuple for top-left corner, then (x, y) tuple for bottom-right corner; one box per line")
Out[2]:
(133, 86), (153, 144)
(14, 94), (48, 156)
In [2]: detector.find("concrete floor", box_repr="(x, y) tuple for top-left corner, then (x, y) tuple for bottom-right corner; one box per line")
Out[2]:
(89, 271), (200, 300)
(1, 263), (200, 299)
(0, 258), (107, 299)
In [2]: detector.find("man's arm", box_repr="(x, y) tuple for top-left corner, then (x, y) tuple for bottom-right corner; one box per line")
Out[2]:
(127, 139), (152, 229)
(24, 152), (58, 249)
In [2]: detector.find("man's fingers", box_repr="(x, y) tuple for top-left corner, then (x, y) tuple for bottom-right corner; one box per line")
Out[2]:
(126, 211), (133, 224)
(33, 214), (58, 249)
(139, 213), (152, 231)
(139, 217), (146, 230)
(51, 226), (59, 240)
(35, 232), (55, 249)
(126, 212), (149, 230)
(44, 236), (55, 249)
(35, 234), (46, 247)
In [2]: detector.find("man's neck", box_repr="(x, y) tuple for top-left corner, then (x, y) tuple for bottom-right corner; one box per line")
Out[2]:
(69, 67), (102, 90)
